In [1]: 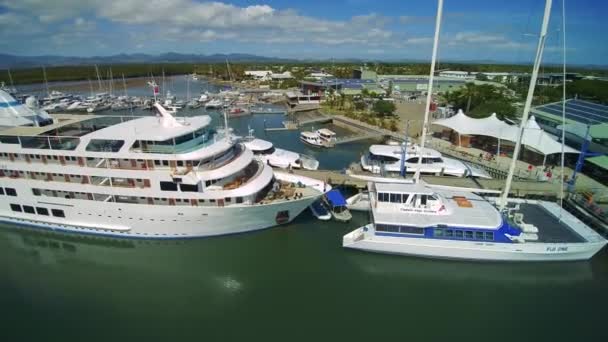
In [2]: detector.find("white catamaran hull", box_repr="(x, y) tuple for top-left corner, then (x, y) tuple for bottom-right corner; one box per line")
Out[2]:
(344, 224), (606, 262)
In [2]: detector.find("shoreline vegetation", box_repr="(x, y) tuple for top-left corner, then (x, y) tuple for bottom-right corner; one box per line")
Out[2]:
(2, 61), (608, 86)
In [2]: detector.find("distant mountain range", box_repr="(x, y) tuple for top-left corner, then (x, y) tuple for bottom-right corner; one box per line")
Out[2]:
(0, 53), (296, 69)
(1, 53), (606, 70)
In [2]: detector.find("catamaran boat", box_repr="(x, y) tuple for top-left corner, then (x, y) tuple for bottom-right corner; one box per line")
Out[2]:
(356, 143), (491, 180)
(241, 133), (319, 170)
(344, 0), (607, 262)
(300, 128), (336, 148)
(0, 96), (325, 238)
(342, 182), (607, 261)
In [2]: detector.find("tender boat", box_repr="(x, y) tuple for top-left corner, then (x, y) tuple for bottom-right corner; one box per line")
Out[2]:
(241, 132), (319, 170)
(343, 181), (607, 261)
(300, 128), (336, 148)
(355, 143), (491, 180)
(309, 200), (332, 221)
(324, 189), (352, 222)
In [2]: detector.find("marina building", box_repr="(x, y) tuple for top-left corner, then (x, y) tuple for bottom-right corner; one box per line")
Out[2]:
(438, 70), (475, 80)
(531, 99), (608, 155)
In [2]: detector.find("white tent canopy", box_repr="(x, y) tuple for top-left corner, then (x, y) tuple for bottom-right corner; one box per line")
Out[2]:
(433, 109), (579, 155)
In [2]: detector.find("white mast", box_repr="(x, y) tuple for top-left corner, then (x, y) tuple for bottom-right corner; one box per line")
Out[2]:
(559, 0), (567, 213)
(122, 74), (128, 97)
(414, 0), (443, 183)
(42, 66), (50, 97)
(499, 0), (553, 210)
(95, 65), (103, 91)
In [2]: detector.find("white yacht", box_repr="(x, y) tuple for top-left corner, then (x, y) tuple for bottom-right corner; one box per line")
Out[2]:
(205, 99), (223, 109)
(0, 93), (324, 239)
(343, 182), (607, 261)
(356, 143), (491, 180)
(300, 128), (336, 148)
(241, 132), (319, 170)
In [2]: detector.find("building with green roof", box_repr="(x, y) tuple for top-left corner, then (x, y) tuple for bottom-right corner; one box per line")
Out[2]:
(531, 99), (608, 154)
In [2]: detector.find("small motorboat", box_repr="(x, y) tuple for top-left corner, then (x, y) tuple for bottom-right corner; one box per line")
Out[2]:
(346, 191), (371, 211)
(309, 200), (331, 221)
(324, 189), (352, 222)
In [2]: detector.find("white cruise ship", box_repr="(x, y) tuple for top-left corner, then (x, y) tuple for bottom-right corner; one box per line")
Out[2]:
(0, 90), (324, 238)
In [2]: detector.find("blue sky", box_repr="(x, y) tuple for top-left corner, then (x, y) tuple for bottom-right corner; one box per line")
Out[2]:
(0, 0), (606, 65)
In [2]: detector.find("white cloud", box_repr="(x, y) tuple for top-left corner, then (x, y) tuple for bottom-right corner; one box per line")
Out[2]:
(0, 0), (401, 49)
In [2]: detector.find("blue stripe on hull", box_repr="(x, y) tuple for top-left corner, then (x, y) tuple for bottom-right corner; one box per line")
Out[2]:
(0, 101), (21, 108)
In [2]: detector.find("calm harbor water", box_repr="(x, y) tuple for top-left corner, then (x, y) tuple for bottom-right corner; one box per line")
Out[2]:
(1, 215), (607, 341)
(3, 76), (607, 340)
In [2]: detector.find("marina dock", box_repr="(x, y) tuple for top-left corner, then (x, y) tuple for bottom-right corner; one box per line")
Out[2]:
(289, 168), (603, 200)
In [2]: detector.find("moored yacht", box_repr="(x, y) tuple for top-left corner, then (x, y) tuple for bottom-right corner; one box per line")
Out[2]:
(355, 143), (490, 180)
(300, 128), (336, 148)
(241, 132), (319, 170)
(0, 97), (324, 238)
(205, 99), (223, 109)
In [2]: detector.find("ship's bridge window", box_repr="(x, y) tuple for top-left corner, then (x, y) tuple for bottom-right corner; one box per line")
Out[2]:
(389, 193), (402, 203)
(369, 154), (399, 163)
(86, 139), (125, 152)
(0, 136), (20, 144)
(377, 192), (389, 202)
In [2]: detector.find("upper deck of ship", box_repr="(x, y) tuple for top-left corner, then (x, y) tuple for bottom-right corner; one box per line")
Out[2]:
(0, 109), (231, 159)
(371, 182), (503, 230)
(0, 113), (211, 141)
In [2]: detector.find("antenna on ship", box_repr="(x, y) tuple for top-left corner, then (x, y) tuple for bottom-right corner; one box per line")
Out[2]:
(413, 0), (443, 183)
(499, 0), (553, 211)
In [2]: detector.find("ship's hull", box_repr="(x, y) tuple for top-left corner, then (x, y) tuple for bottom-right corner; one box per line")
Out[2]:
(343, 224), (607, 262)
(0, 186), (317, 239)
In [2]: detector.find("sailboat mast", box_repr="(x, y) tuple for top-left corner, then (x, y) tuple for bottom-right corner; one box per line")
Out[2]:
(414, 0), (443, 183)
(559, 0), (567, 212)
(7, 69), (14, 88)
(42, 66), (50, 97)
(95, 65), (103, 91)
(499, 0), (553, 210)
(122, 74), (128, 97)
